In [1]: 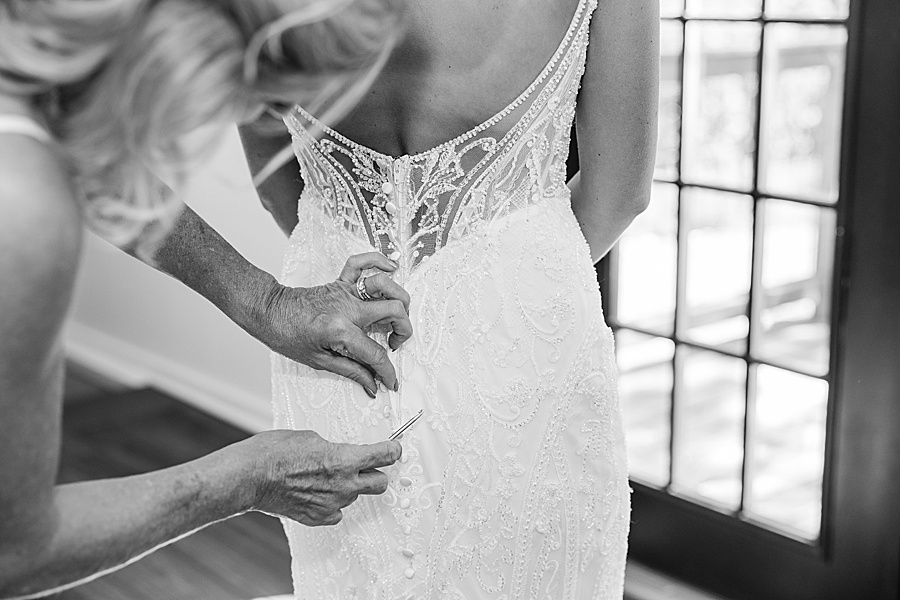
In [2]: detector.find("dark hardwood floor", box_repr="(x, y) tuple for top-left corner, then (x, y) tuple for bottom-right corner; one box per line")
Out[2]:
(52, 368), (292, 600)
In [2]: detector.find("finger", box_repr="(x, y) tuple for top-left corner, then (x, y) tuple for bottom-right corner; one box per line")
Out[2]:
(318, 353), (379, 398)
(359, 300), (413, 351)
(322, 510), (343, 526)
(336, 328), (398, 391)
(356, 469), (390, 495)
(337, 252), (398, 283)
(350, 440), (403, 471)
(358, 273), (411, 314)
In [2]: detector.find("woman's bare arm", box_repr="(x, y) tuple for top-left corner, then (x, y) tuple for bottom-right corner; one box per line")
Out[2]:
(569, 0), (659, 263)
(0, 137), (256, 598)
(0, 137), (400, 599)
(150, 204), (409, 397)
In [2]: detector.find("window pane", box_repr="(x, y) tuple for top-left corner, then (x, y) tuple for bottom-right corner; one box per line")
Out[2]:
(754, 200), (835, 376)
(745, 365), (827, 540)
(618, 330), (674, 487)
(616, 183), (678, 335)
(672, 349), (746, 510)
(765, 0), (850, 20)
(682, 21), (761, 191)
(660, 0), (684, 18)
(681, 188), (753, 354)
(759, 24), (847, 203)
(686, 0), (761, 19)
(656, 20), (684, 181)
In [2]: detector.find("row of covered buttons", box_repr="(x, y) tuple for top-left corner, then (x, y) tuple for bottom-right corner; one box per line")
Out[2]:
(397, 450), (416, 579)
(376, 160), (403, 262)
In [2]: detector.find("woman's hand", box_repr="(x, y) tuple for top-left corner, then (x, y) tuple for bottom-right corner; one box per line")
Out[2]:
(249, 430), (402, 526)
(257, 252), (412, 397)
(149, 208), (413, 397)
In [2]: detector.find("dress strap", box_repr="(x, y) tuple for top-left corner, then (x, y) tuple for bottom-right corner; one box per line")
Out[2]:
(0, 114), (53, 144)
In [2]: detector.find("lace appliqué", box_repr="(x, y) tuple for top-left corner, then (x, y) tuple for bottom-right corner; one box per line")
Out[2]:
(272, 0), (630, 598)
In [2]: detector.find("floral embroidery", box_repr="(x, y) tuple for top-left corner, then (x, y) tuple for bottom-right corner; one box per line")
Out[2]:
(271, 0), (629, 598)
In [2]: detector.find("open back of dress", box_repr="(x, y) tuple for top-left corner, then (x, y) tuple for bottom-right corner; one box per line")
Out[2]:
(272, 0), (630, 597)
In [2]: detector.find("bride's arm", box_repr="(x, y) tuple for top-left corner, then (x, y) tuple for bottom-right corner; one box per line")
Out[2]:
(568, 0), (659, 263)
(238, 119), (305, 237)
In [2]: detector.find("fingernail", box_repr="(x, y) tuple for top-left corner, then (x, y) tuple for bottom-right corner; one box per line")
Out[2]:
(393, 380), (400, 392)
(365, 386), (377, 399)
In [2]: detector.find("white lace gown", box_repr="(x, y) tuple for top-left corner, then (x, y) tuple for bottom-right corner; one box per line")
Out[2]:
(271, 1), (629, 597)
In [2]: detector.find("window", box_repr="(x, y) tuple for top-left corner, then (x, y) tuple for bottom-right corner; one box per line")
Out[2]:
(595, 1), (900, 598)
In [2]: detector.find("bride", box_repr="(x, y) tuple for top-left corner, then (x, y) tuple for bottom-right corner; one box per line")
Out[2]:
(242, 0), (659, 597)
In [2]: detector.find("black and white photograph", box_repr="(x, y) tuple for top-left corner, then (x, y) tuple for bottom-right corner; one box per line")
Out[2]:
(0, 1), (896, 599)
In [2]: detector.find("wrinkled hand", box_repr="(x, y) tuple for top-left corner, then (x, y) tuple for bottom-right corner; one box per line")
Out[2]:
(249, 430), (402, 526)
(259, 253), (412, 397)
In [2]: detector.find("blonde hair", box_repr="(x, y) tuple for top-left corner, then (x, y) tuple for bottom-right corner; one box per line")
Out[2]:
(0, 0), (403, 256)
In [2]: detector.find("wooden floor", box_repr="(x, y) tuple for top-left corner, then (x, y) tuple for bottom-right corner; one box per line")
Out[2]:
(52, 369), (292, 600)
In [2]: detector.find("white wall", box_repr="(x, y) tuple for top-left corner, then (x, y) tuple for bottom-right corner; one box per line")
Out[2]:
(65, 127), (289, 432)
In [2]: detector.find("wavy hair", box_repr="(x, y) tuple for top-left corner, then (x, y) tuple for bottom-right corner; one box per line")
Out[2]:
(0, 0), (403, 256)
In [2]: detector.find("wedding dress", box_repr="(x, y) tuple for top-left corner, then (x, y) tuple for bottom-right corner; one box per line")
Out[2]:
(271, 0), (629, 597)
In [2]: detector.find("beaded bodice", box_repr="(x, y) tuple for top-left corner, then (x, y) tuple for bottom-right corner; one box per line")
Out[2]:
(284, 0), (596, 276)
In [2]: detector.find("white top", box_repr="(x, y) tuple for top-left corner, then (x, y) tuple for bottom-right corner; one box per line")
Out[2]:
(0, 114), (53, 144)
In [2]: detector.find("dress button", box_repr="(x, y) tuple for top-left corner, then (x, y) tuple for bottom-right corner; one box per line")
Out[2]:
(383, 406), (391, 419)
(385, 201), (398, 216)
(403, 524), (412, 535)
(404, 567), (416, 579)
(399, 476), (413, 486)
(389, 251), (402, 262)
(381, 181), (394, 195)
(400, 498), (411, 509)
(402, 548), (415, 558)
(400, 453), (409, 463)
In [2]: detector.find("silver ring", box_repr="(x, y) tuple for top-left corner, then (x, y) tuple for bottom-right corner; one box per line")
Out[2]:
(356, 275), (375, 301)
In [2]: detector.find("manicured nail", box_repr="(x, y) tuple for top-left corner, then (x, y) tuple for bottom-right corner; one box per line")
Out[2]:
(365, 386), (377, 399)
(393, 380), (400, 392)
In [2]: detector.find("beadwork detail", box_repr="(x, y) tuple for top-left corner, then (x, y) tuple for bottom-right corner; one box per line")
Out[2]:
(272, 1), (629, 598)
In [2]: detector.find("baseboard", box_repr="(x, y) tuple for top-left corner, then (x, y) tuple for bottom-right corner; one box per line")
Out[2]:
(625, 561), (729, 600)
(64, 321), (272, 433)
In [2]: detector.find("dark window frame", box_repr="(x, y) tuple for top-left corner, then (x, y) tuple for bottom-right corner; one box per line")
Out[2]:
(570, 1), (900, 597)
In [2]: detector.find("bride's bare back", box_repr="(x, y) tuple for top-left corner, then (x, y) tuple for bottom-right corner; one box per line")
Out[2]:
(243, 0), (658, 263)
(335, 0), (580, 157)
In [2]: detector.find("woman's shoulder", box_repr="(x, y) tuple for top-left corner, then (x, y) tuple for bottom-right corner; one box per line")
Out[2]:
(0, 117), (80, 213)
(0, 126), (83, 281)
(0, 130), (83, 361)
